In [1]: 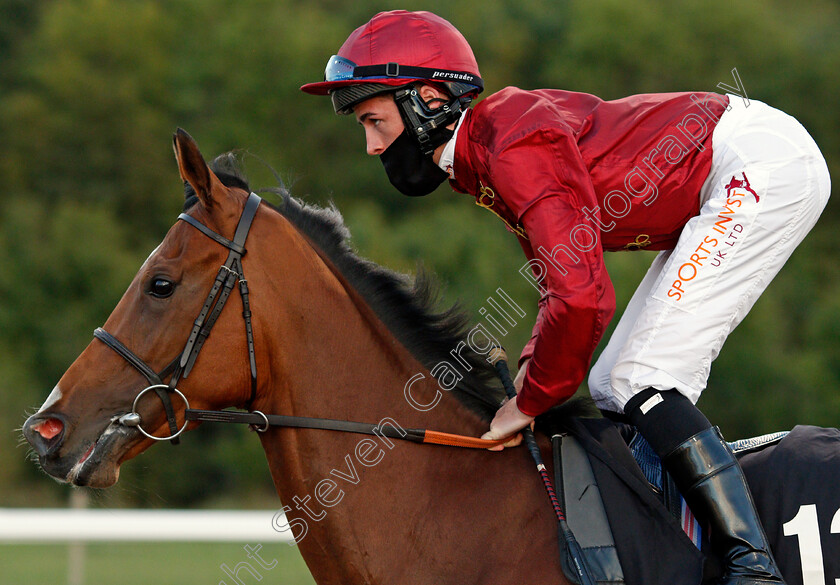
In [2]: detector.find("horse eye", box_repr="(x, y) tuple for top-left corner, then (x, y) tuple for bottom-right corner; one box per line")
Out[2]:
(149, 278), (175, 298)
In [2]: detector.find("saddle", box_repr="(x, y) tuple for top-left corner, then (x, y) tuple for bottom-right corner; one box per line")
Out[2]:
(546, 414), (788, 585)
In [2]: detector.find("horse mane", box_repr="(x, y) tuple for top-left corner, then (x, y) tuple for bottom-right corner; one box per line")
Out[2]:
(185, 154), (504, 421)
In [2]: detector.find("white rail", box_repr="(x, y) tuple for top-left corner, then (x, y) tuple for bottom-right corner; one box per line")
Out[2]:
(0, 508), (293, 543)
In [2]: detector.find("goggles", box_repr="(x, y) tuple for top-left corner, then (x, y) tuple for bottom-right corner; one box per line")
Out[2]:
(323, 55), (483, 92)
(325, 55), (359, 81)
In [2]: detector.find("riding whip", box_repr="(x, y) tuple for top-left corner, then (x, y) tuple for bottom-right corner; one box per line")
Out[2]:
(489, 346), (597, 585)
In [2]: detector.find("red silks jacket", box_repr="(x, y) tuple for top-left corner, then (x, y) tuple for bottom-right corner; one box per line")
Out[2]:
(449, 87), (729, 416)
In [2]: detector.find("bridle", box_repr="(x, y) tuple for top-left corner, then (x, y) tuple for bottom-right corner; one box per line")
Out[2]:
(94, 192), (261, 445)
(94, 191), (510, 450)
(92, 188), (590, 580)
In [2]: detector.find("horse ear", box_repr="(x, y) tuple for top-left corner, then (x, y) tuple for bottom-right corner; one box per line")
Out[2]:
(172, 128), (223, 207)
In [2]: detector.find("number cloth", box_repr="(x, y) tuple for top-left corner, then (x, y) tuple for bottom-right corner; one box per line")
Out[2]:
(740, 425), (840, 585)
(557, 417), (840, 585)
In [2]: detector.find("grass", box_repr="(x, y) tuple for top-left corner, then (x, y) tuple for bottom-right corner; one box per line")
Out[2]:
(0, 541), (316, 585)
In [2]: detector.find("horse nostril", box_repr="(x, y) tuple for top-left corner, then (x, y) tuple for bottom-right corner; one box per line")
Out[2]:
(23, 415), (66, 457)
(33, 418), (64, 440)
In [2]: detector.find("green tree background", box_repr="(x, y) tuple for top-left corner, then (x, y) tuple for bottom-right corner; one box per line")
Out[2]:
(1, 0), (838, 509)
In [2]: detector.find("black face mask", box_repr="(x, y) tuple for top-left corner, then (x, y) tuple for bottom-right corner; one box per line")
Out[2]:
(380, 130), (451, 197)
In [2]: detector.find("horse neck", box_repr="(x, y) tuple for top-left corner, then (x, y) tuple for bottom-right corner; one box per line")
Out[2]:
(246, 214), (564, 584)
(248, 212), (488, 456)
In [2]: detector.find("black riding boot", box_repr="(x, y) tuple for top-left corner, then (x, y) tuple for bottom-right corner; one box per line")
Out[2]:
(625, 389), (786, 585)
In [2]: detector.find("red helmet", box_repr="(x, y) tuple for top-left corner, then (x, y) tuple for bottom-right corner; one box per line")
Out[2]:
(301, 10), (483, 114)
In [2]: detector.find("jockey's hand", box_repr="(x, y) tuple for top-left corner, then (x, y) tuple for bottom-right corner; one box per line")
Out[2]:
(481, 359), (534, 451)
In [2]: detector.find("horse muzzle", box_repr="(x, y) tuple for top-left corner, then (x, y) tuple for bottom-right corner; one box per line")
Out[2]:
(23, 411), (138, 487)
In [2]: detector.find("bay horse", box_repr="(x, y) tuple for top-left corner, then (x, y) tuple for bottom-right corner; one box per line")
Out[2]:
(22, 130), (569, 584)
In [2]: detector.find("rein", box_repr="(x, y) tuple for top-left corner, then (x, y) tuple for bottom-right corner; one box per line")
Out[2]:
(95, 192), (510, 450)
(184, 408), (509, 449)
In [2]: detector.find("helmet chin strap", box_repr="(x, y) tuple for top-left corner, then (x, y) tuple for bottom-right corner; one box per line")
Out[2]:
(393, 85), (471, 156)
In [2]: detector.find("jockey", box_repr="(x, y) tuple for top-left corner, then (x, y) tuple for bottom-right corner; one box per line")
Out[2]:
(302, 10), (830, 585)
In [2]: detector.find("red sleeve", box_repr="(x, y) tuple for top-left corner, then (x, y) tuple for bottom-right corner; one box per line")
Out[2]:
(515, 236), (546, 368)
(519, 303), (543, 368)
(516, 197), (615, 415)
(490, 127), (616, 416)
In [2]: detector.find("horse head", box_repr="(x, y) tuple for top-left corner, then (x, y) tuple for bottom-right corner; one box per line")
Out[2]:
(19, 130), (584, 584)
(22, 129), (269, 487)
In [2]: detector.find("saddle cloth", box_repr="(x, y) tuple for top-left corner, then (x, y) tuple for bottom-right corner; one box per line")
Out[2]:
(550, 416), (838, 585)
